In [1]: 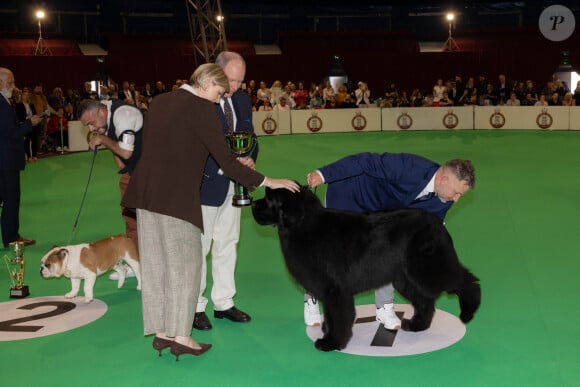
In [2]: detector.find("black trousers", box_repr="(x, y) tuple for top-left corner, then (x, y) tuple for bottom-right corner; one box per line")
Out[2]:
(0, 169), (21, 247)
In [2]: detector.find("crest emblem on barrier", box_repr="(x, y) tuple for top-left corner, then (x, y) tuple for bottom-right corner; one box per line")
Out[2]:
(536, 108), (553, 129)
(489, 109), (506, 129)
(396, 111), (413, 130)
(351, 111), (367, 131)
(261, 114), (277, 135)
(443, 110), (459, 129)
(307, 112), (323, 132)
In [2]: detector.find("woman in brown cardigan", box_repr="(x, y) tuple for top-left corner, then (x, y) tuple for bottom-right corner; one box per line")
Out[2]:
(122, 63), (298, 361)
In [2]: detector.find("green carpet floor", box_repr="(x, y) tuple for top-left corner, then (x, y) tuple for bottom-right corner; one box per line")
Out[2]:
(1, 130), (579, 386)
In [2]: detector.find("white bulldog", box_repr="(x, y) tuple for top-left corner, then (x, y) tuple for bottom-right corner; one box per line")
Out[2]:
(40, 235), (141, 303)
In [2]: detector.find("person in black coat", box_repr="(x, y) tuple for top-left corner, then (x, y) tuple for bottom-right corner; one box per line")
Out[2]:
(0, 67), (42, 247)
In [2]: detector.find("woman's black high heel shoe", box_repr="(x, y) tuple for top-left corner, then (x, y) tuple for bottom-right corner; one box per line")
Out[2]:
(152, 337), (173, 356)
(170, 341), (212, 361)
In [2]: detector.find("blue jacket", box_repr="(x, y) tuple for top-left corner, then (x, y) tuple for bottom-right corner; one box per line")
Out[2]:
(200, 90), (259, 206)
(320, 152), (452, 220)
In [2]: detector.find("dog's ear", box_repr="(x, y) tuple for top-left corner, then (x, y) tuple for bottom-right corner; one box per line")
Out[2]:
(57, 248), (69, 259)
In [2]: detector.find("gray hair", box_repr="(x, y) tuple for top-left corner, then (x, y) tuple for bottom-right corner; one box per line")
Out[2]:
(215, 51), (246, 69)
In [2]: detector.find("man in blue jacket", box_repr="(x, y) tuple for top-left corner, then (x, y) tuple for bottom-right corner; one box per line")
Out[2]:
(305, 152), (475, 329)
(0, 67), (42, 248)
(193, 52), (258, 330)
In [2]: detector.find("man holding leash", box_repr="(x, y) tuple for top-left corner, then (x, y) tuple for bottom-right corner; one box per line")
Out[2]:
(192, 51), (258, 331)
(305, 152), (475, 329)
(77, 98), (143, 279)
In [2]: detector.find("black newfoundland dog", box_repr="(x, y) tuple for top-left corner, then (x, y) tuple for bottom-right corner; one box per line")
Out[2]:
(252, 185), (481, 352)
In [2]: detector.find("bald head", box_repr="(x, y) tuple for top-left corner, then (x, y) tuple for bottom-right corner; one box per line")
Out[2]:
(216, 51), (246, 96)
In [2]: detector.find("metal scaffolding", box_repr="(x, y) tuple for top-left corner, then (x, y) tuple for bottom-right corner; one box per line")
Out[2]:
(185, 0), (227, 66)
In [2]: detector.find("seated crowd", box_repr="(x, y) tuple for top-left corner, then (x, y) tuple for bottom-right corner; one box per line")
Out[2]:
(11, 73), (580, 161)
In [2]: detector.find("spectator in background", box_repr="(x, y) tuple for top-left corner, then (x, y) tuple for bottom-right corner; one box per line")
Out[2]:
(398, 91), (410, 107)
(46, 106), (68, 152)
(309, 92), (324, 109)
(256, 81), (271, 109)
(384, 82), (398, 100)
(437, 91), (454, 107)
(496, 74), (509, 105)
(322, 80), (335, 102)
(48, 87), (65, 110)
(481, 83), (497, 106)
(524, 80), (538, 101)
(63, 103), (74, 121)
(120, 81), (136, 106)
(410, 89), (423, 107)
(476, 74), (487, 99)
(246, 79), (257, 106)
(335, 84), (349, 107)
(453, 75), (464, 99)
(278, 85), (296, 108)
(16, 89), (39, 162)
(513, 81), (526, 103)
(464, 77), (477, 98)
(355, 82), (371, 106)
(269, 80), (283, 105)
(65, 88), (80, 118)
(152, 81), (166, 98)
(81, 81), (98, 100)
(141, 82), (153, 104)
(258, 98), (273, 111)
(30, 84), (57, 117)
(505, 92), (521, 106)
(535, 94), (548, 106)
(432, 78), (446, 105)
(554, 79), (567, 97)
(446, 80), (459, 105)
(521, 93), (536, 106)
(273, 95), (291, 111)
(548, 92), (561, 106)
(561, 92), (575, 106)
(292, 81), (310, 107)
(573, 81), (580, 106)
(99, 85), (110, 100)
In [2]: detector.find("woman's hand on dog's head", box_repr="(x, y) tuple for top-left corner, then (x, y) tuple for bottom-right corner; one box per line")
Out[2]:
(263, 177), (300, 192)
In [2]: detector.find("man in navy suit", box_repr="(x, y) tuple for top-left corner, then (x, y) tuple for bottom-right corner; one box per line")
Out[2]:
(304, 152), (475, 329)
(0, 67), (42, 248)
(193, 52), (258, 330)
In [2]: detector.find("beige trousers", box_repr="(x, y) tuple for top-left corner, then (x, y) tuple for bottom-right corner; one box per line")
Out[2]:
(198, 183), (241, 312)
(137, 209), (202, 337)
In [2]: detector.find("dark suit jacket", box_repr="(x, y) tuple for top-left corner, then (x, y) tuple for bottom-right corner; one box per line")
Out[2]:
(200, 89), (259, 206)
(15, 102), (36, 123)
(121, 88), (264, 231)
(0, 96), (32, 171)
(319, 152), (453, 220)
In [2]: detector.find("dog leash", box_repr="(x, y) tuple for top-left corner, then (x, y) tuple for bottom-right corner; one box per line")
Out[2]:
(67, 147), (98, 245)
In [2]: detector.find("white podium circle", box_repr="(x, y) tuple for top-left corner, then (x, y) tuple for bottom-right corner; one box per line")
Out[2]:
(306, 304), (467, 356)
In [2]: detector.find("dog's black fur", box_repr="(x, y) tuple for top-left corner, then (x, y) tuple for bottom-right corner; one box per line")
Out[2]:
(252, 185), (481, 352)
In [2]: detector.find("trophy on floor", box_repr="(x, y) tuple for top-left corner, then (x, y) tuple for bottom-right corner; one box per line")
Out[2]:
(225, 131), (257, 207)
(4, 241), (30, 298)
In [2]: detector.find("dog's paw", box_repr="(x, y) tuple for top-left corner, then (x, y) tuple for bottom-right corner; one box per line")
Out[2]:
(64, 292), (77, 299)
(136, 284), (142, 291)
(314, 337), (340, 352)
(84, 298), (93, 304)
(401, 318), (430, 332)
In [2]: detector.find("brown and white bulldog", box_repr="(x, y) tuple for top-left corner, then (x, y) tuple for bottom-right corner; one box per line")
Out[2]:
(40, 235), (141, 303)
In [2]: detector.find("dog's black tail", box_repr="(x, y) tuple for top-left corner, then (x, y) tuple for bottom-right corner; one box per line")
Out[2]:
(456, 270), (481, 324)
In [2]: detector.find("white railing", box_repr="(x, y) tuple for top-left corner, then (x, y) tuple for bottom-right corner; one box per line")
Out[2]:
(252, 106), (580, 135)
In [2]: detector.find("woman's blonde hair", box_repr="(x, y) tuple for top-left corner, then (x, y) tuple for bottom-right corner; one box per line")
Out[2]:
(189, 63), (229, 94)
